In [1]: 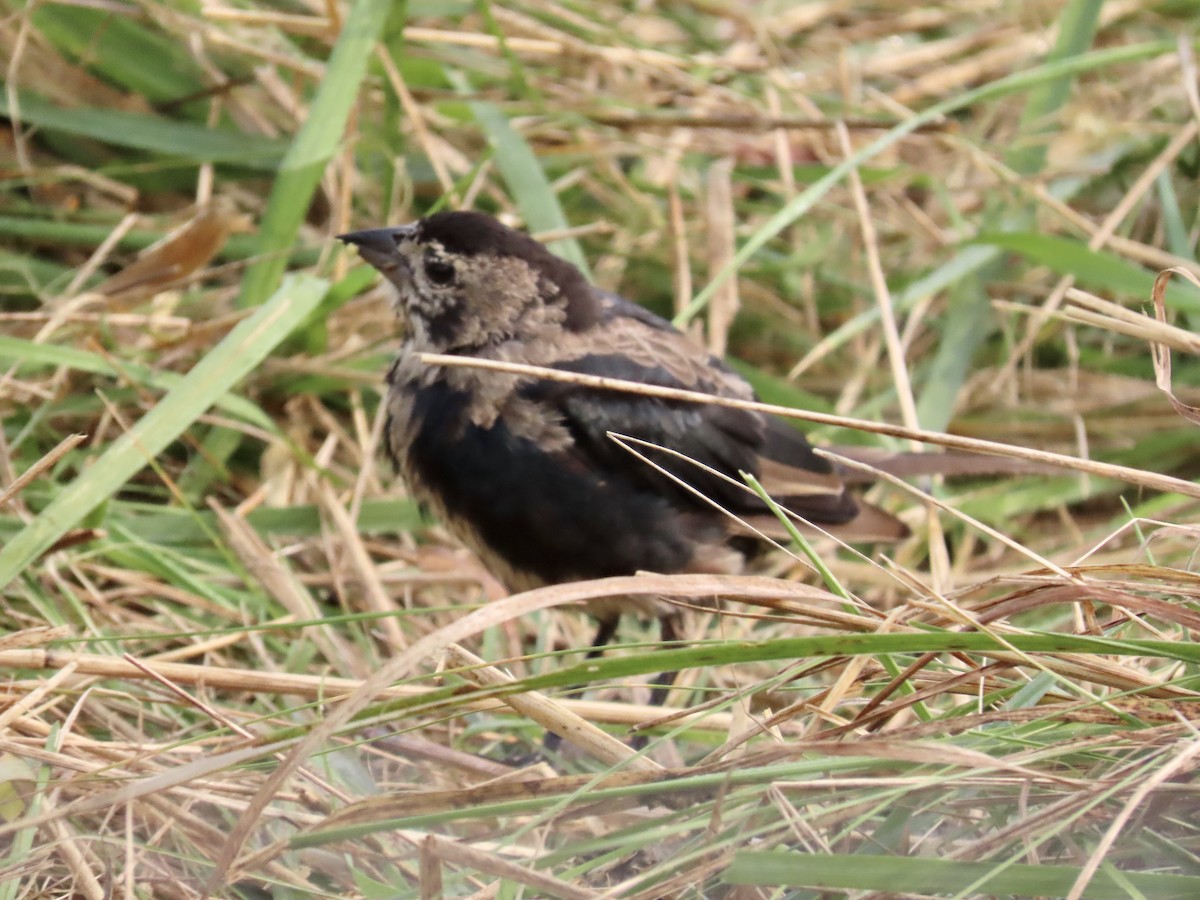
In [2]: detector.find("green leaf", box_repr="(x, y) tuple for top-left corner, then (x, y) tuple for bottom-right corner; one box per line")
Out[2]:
(916, 278), (993, 431)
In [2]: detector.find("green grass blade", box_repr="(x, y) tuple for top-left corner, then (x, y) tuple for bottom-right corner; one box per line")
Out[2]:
(1155, 171), (1193, 261)
(929, 0), (1099, 430)
(976, 231), (1200, 311)
(914, 279), (994, 431)
(0, 274), (328, 589)
(32, 4), (206, 103)
(0, 91), (286, 168)
(0, 497), (423, 547)
(675, 38), (1177, 327)
(724, 851), (1200, 898)
(236, 0), (394, 308)
(1007, 0), (1103, 175)
(452, 73), (590, 276)
(437, 633), (1200, 694)
(0, 336), (276, 432)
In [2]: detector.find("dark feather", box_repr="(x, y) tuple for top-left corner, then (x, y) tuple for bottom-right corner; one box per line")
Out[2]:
(419, 211), (601, 330)
(404, 376), (715, 583)
(520, 301), (863, 528)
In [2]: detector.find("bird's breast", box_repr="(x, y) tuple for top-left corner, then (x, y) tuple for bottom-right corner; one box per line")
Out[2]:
(383, 364), (709, 591)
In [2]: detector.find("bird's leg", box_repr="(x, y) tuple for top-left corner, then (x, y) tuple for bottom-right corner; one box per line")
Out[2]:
(586, 616), (620, 658)
(647, 613), (683, 709)
(625, 614), (685, 751)
(589, 614), (683, 708)
(545, 614), (685, 755)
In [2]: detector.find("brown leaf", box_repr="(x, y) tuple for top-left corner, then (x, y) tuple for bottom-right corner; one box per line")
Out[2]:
(1150, 267), (1200, 426)
(94, 197), (251, 303)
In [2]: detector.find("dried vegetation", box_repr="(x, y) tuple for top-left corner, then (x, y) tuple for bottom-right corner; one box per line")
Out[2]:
(1, 1), (1199, 897)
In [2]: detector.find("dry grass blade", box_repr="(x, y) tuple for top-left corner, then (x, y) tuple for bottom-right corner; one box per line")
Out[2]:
(0, 659), (78, 732)
(704, 157), (738, 357)
(419, 835), (602, 900)
(838, 122), (920, 446)
(443, 644), (662, 773)
(210, 573), (817, 885)
(0, 738), (295, 842)
(419, 353), (1200, 499)
(91, 199), (251, 303)
(1002, 119), (1200, 378)
(1150, 267), (1200, 425)
(0, 433), (84, 508)
(208, 498), (362, 677)
(316, 479), (407, 652)
(120, 651), (351, 804)
(995, 287), (1200, 353)
(6, 3), (1200, 895)
(1068, 736), (1200, 900)
(0, 646), (750, 732)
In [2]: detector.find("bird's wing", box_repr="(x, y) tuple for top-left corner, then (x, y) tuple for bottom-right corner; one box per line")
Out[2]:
(522, 295), (861, 526)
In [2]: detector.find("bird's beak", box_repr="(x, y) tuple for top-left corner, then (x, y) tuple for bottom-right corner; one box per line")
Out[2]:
(337, 225), (417, 268)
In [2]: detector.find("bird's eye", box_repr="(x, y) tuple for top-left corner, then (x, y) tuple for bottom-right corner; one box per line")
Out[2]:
(424, 257), (456, 286)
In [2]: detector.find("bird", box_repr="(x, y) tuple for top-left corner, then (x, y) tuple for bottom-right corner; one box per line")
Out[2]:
(338, 210), (909, 689)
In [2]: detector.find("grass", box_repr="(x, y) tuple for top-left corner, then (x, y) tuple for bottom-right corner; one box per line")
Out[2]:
(2, 1), (1200, 897)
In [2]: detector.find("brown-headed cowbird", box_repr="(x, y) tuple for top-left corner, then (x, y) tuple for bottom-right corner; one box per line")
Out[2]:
(339, 211), (906, 661)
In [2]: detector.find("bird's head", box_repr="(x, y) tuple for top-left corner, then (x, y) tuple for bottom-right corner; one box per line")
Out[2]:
(339, 211), (599, 351)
